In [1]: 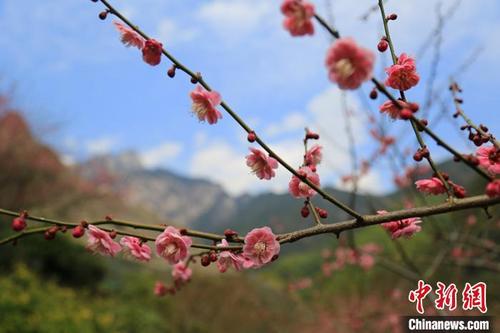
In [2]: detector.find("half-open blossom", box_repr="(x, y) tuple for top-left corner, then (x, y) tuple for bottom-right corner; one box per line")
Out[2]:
(113, 21), (145, 49)
(142, 39), (163, 66)
(172, 262), (192, 282)
(86, 225), (121, 256)
(246, 148), (278, 180)
(305, 144), (323, 166)
(476, 145), (500, 175)
(486, 180), (500, 198)
(378, 210), (422, 239)
(189, 85), (222, 124)
(379, 99), (411, 120)
(325, 38), (374, 90)
(155, 226), (192, 264)
(415, 177), (446, 195)
(289, 166), (320, 198)
(385, 53), (420, 91)
(243, 227), (280, 268)
(280, 0), (315, 37)
(120, 236), (152, 262)
(216, 239), (244, 273)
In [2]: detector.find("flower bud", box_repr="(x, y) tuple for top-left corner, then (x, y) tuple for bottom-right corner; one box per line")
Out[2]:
(167, 66), (176, 78)
(400, 109), (413, 120)
(369, 88), (378, 99)
(99, 11), (108, 20)
(201, 255), (211, 267)
(247, 131), (256, 143)
(377, 40), (388, 52)
(72, 225), (85, 238)
(301, 205), (310, 218)
(11, 217), (27, 232)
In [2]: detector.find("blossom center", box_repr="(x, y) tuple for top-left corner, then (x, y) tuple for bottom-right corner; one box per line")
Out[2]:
(192, 102), (208, 117)
(254, 241), (267, 255)
(164, 243), (178, 256)
(335, 59), (355, 79)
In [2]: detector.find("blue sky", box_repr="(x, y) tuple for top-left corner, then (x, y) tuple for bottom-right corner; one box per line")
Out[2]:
(0, 0), (499, 195)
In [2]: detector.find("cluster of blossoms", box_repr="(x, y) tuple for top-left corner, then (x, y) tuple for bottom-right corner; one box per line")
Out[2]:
(378, 210), (422, 239)
(415, 175), (466, 198)
(114, 22), (162, 66)
(9, 214), (281, 295)
(322, 243), (382, 276)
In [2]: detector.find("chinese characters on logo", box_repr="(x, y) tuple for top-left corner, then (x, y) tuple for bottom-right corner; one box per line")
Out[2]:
(408, 280), (487, 314)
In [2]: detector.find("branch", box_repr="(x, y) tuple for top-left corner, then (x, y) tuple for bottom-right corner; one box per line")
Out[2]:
(96, 0), (362, 220)
(277, 195), (499, 244)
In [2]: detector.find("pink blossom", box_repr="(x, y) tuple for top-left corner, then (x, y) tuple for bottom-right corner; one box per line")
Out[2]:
(120, 236), (152, 262)
(379, 100), (410, 119)
(216, 239), (244, 273)
(154, 281), (168, 296)
(486, 180), (500, 198)
(415, 177), (447, 195)
(385, 53), (420, 91)
(246, 148), (278, 180)
(305, 144), (323, 166)
(378, 210), (422, 239)
(189, 85), (222, 124)
(280, 0), (315, 37)
(288, 166), (320, 198)
(243, 227), (280, 268)
(155, 226), (192, 264)
(325, 38), (374, 90)
(476, 146), (500, 175)
(358, 254), (375, 270)
(113, 21), (145, 49)
(172, 262), (192, 282)
(86, 225), (121, 256)
(142, 39), (163, 66)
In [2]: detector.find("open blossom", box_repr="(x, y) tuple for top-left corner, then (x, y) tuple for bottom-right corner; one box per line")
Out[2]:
(217, 239), (244, 273)
(415, 177), (446, 195)
(385, 53), (420, 91)
(172, 262), (192, 282)
(305, 144), (323, 166)
(379, 99), (411, 119)
(120, 236), (152, 262)
(486, 180), (500, 197)
(476, 145), (500, 175)
(280, 0), (315, 37)
(155, 226), (192, 264)
(289, 166), (320, 198)
(113, 21), (145, 49)
(378, 210), (422, 239)
(189, 85), (222, 124)
(86, 225), (121, 257)
(325, 38), (374, 90)
(246, 148), (278, 180)
(142, 39), (163, 66)
(243, 227), (280, 268)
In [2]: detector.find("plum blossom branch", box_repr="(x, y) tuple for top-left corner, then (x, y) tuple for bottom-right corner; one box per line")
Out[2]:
(277, 194), (499, 244)
(376, 0), (453, 198)
(312, 10), (493, 182)
(95, 0), (362, 220)
(450, 81), (500, 149)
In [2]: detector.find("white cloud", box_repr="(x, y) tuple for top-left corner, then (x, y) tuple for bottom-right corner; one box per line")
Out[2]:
(197, 0), (272, 39)
(264, 112), (307, 137)
(86, 137), (118, 155)
(140, 142), (183, 168)
(189, 141), (257, 195)
(156, 18), (198, 45)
